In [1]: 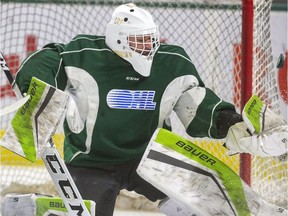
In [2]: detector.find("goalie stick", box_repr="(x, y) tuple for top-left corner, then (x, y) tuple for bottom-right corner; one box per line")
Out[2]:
(0, 52), (92, 216)
(0, 52), (31, 116)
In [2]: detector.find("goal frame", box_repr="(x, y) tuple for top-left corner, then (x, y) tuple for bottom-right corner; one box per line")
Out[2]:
(240, 0), (254, 186)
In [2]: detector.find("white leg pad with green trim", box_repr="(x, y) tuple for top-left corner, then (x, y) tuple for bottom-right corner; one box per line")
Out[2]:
(0, 77), (69, 162)
(2, 193), (96, 216)
(137, 128), (287, 216)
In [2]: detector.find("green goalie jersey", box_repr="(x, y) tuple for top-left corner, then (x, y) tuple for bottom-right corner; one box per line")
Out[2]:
(16, 35), (235, 166)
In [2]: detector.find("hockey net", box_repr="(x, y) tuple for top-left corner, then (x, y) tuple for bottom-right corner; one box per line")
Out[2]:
(0, 0), (287, 212)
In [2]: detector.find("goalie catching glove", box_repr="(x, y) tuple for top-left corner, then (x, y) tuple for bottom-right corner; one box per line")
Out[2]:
(225, 95), (287, 157)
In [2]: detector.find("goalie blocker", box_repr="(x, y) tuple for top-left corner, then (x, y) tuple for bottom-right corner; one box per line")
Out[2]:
(137, 128), (287, 215)
(0, 77), (69, 162)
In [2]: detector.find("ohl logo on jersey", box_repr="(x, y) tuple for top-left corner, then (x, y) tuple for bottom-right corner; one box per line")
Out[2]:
(107, 89), (156, 110)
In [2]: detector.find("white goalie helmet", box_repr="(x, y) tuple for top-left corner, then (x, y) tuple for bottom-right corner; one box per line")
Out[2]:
(105, 3), (160, 77)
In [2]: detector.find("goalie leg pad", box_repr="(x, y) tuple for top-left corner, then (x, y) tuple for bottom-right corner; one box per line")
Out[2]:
(137, 128), (287, 215)
(137, 128), (247, 215)
(2, 193), (96, 216)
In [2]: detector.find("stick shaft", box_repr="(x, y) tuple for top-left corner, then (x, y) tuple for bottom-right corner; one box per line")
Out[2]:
(0, 52), (23, 99)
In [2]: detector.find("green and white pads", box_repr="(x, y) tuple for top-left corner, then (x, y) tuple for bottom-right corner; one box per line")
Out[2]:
(137, 128), (287, 216)
(2, 193), (95, 216)
(0, 77), (69, 162)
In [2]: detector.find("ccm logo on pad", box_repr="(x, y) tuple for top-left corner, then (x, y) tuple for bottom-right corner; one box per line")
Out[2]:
(107, 89), (156, 110)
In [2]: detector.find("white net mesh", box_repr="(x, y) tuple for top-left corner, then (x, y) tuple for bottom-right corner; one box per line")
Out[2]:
(251, 0), (287, 209)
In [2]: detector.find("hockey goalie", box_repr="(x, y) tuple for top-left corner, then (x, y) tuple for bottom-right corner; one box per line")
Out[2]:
(1, 3), (287, 216)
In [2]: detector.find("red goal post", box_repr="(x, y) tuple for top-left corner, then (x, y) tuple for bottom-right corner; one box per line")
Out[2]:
(240, 0), (254, 187)
(0, 0), (287, 211)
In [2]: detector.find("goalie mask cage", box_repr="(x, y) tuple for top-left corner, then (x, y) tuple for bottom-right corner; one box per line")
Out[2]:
(0, 0), (287, 211)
